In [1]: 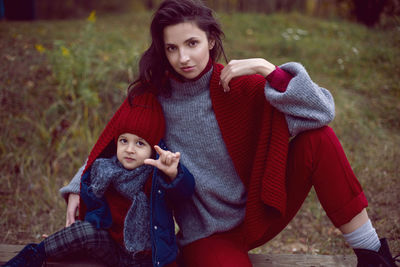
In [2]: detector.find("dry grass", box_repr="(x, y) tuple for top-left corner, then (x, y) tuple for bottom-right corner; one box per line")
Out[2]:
(0, 11), (399, 256)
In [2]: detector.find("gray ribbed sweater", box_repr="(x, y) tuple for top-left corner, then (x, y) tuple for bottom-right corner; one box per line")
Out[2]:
(60, 62), (335, 246)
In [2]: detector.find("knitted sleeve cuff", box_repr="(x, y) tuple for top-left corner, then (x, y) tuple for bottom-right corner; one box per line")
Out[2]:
(265, 66), (293, 93)
(59, 162), (86, 201)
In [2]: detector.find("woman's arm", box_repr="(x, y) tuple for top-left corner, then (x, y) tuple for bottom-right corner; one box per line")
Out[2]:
(59, 163), (85, 200)
(220, 59), (335, 136)
(265, 62), (335, 136)
(59, 162), (85, 227)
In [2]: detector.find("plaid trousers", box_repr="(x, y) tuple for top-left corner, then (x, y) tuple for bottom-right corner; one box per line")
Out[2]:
(43, 220), (152, 267)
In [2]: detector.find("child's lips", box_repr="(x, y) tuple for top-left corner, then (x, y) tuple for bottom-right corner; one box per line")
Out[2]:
(124, 157), (135, 162)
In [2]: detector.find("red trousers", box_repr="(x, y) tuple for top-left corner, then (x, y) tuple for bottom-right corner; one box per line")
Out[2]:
(180, 126), (368, 267)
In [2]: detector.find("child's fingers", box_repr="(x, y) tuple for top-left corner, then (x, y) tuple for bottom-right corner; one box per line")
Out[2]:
(153, 145), (162, 154)
(144, 158), (158, 168)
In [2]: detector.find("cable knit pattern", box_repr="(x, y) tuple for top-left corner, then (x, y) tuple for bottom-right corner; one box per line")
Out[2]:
(89, 156), (152, 253)
(61, 62), (335, 250)
(265, 62), (335, 136)
(159, 69), (247, 246)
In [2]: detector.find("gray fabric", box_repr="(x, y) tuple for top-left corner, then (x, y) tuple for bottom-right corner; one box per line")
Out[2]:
(265, 62), (335, 136)
(158, 62), (335, 246)
(44, 220), (152, 267)
(62, 62), (335, 247)
(159, 68), (247, 246)
(90, 156), (152, 254)
(59, 161), (86, 200)
(343, 219), (381, 252)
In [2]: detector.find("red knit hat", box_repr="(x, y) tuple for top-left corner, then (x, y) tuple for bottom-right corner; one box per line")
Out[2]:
(115, 93), (165, 147)
(83, 93), (165, 174)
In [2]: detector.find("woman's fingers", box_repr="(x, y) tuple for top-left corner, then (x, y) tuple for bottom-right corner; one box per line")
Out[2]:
(220, 59), (275, 93)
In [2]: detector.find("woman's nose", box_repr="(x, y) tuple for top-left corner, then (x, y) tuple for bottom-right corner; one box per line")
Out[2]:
(179, 49), (189, 63)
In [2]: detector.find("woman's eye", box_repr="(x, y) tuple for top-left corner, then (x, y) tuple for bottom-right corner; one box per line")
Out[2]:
(188, 40), (198, 47)
(166, 46), (176, 52)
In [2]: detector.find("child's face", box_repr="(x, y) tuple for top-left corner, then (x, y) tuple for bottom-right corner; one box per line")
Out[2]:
(116, 133), (152, 170)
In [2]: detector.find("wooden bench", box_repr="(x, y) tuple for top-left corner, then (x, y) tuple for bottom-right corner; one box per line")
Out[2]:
(0, 244), (357, 266)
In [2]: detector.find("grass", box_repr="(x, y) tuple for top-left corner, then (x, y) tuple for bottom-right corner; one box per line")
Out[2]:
(0, 11), (399, 256)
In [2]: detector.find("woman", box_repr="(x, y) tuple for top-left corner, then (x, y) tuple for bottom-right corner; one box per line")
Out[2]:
(61, 0), (397, 266)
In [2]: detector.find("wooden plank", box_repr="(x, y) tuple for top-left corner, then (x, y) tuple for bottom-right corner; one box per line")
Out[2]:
(0, 244), (357, 266)
(249, 253), (357, 266)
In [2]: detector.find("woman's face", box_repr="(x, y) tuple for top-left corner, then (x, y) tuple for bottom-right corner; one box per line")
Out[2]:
(163, 21), (215, 79)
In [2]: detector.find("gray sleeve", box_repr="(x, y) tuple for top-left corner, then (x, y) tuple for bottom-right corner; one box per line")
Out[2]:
(264, 62), (335, 136)
(59, 161), (87, 201)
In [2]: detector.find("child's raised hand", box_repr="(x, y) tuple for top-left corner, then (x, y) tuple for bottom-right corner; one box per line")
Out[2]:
(144, 145), (180, 180)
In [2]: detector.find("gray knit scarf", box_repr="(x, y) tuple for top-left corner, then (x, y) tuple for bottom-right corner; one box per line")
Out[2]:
(89, 156), (152, 253)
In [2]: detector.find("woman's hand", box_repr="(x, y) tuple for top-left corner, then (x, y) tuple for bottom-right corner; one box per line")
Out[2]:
(66, 193), (80, 227)
(144, 145), (180, 180)
(220, 58), (276, 92)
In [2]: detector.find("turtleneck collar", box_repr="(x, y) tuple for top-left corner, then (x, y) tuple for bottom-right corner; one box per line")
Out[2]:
(168, 64), (214, 98)
(168, 57), (213, 83)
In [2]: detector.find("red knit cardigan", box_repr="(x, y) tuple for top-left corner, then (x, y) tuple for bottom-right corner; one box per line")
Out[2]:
(79, 64), (291, 249)
(209, 63), (290, 249)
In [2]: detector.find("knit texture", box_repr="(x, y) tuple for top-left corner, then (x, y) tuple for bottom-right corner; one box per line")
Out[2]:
(343, 219), (381, 252)
(265, 62), (335, 136)
(75, 93), (164, 251)
(78, 93), (164, 219)
(158, 63), (290, 248)
(84, 93), (165, 175)
(159, 68), (247, 246)
(209, 63), (290, 248)
(89, 156), (152, 253)
(61, 62), (335, 250)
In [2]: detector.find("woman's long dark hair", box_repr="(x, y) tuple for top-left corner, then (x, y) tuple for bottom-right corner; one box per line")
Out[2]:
(128, 0), (227, 102)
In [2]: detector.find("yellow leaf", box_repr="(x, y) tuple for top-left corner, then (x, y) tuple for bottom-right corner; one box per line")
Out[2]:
(35, 44), (45, 53)
(61, 46), (70, 57)
(87, 10), (96, 23)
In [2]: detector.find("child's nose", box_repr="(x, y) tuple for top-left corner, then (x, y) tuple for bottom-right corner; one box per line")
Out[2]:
(126, 144), (136, 153)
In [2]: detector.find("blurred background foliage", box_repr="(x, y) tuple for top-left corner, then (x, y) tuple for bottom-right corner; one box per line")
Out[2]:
(0, 0), (399, 257)
(2, 0), (400, 27)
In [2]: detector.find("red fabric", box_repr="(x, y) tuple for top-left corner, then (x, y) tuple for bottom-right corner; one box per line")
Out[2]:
(181, 126), (368, 265)
(78, 93), (163, 248)
(83, 93), (165, 175)
(251, 126), (368, 244)
(181, 225), (251, 267)
(104, 187), (132, 246)
(265, 66), (293, 93)
(209, 63), (290, 248)
(208, 63), (367, 249)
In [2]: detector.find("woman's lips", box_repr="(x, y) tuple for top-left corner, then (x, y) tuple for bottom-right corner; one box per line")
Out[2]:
(181, 66), (195, 72)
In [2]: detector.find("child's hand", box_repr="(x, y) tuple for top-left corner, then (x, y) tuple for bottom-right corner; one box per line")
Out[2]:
(144, 145), (180, 180)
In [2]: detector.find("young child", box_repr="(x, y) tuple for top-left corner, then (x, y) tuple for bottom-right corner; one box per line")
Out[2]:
(4, 93), (195, 267)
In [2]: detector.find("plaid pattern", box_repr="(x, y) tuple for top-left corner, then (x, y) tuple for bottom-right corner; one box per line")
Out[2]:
(43, 220), (152, 267)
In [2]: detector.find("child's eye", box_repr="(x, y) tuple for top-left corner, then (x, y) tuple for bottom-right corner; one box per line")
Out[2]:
(136, 141), (144, 146)
(119, 138), (127, 144)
